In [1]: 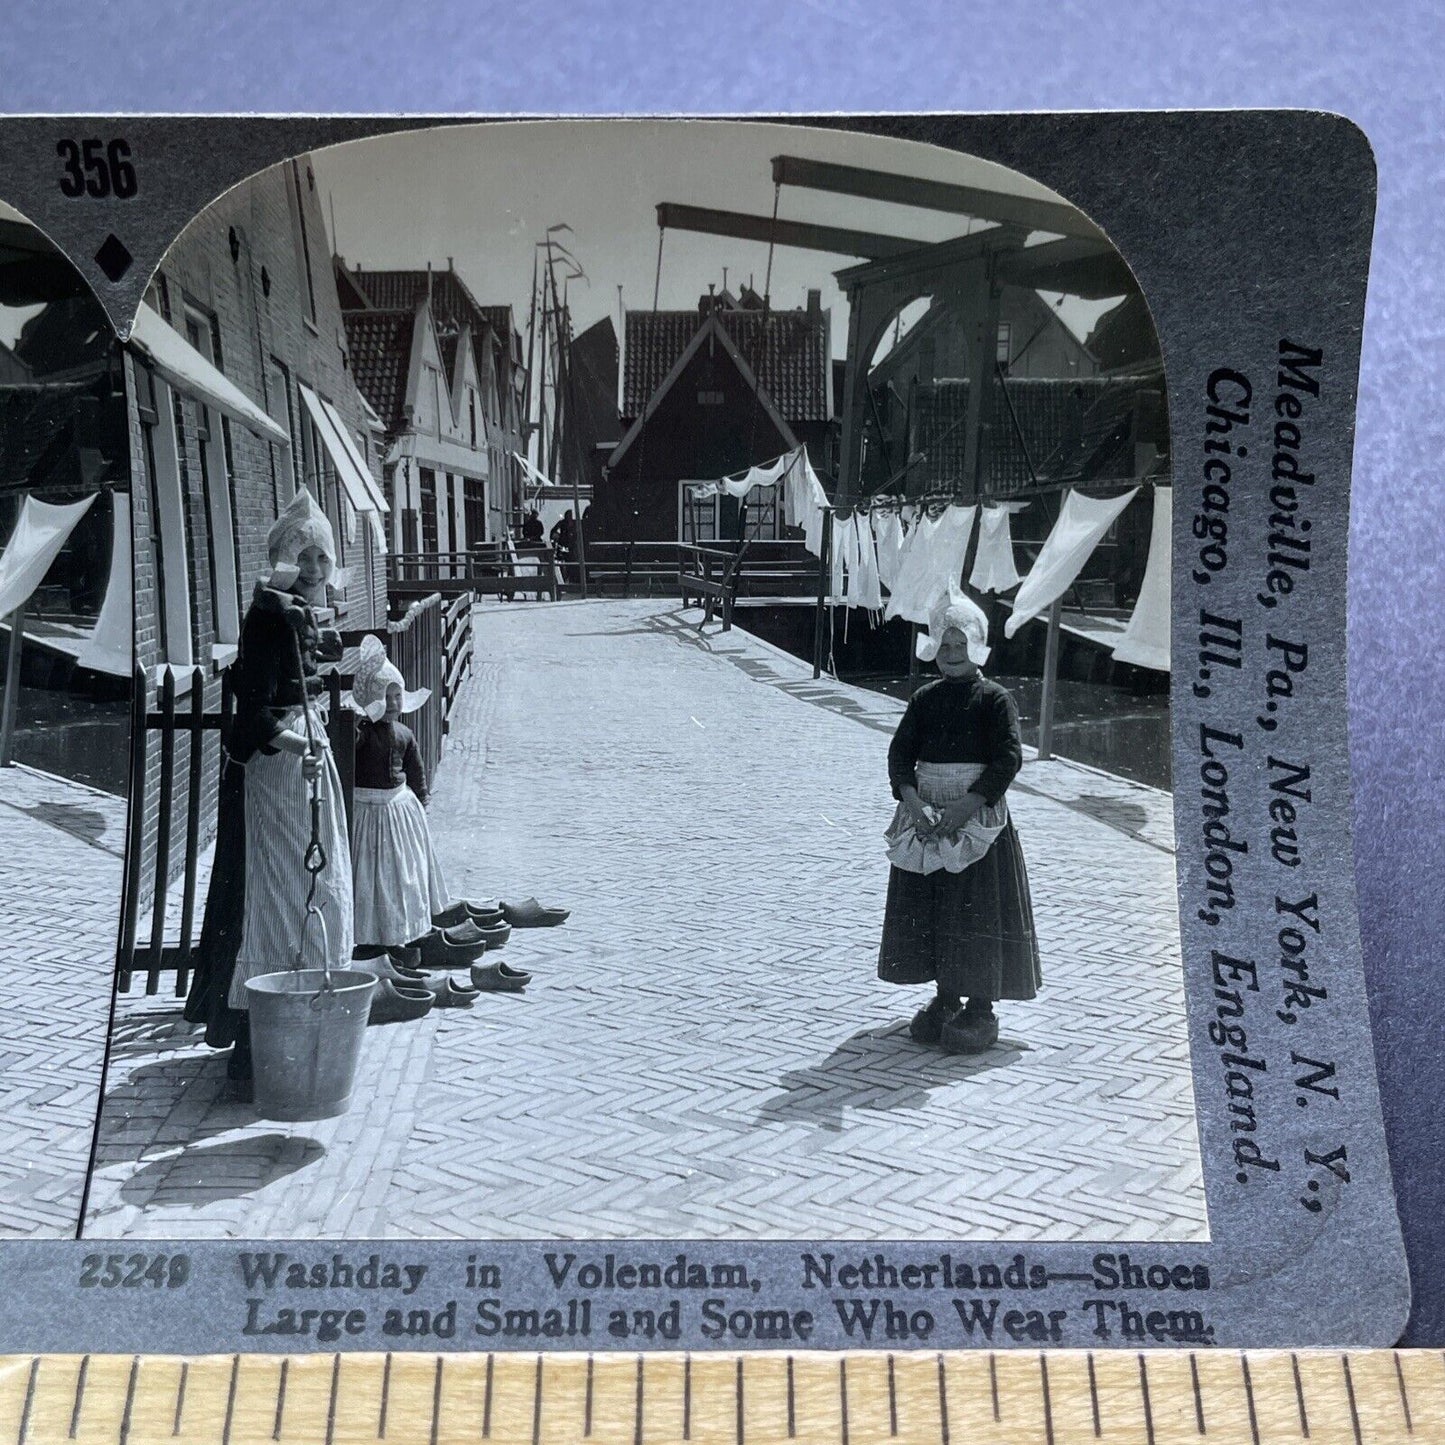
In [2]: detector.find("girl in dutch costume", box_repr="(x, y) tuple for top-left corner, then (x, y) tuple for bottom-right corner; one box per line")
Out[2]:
(186, 489), (353, 1087)
(347, 635), (450, 951)
(878, 591), (1042, 1054)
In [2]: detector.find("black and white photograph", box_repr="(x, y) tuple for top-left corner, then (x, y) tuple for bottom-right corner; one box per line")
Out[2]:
(0, 212), (131, 1237)
(17, 118), (1195, 1246)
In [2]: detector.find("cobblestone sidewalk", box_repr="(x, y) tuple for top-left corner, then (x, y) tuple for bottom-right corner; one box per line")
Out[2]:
(0, 764), (125, 1236)
(86, 600), (1204, 1241)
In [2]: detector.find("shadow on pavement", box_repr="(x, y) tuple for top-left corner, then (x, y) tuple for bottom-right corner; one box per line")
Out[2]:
(757, 1024), (1030, 1132)
(117, 1133), (325, 1207)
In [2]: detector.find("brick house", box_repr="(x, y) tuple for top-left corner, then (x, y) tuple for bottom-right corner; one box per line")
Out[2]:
(595, 288), (833, 543)
(127, 153), (389, 906)
(336, 264), (527, 555)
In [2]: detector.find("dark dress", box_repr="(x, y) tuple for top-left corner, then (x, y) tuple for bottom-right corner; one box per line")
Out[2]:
(354, 718), (428, 802)
(183, 584), (339, 1047)
(877, 673), (1042, 1001)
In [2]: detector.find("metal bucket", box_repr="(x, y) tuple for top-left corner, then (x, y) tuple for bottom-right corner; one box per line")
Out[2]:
(244, 969), (378, 1122)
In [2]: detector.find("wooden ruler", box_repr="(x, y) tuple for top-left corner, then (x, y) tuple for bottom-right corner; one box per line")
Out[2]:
(0, 1350), (1436, 1444)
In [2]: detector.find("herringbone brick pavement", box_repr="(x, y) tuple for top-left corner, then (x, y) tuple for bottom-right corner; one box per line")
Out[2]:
(85, 600), (1204, 1242)
(0, 764), (125, 1236)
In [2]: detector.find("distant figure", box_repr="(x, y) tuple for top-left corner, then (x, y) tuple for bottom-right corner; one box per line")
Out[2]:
(550, 509), (578, 584)
(522, 508), (544, 544)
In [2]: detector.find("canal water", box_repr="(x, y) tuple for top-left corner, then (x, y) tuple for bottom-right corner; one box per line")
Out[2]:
(7, 679), (129, 795)
(848, 671), (1172, 792)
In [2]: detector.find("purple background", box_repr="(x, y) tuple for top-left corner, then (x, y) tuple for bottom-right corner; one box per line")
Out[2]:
(2, 2), (1441, 1343)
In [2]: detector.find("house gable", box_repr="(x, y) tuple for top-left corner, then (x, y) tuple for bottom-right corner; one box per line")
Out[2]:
(609, 313), (798, 476)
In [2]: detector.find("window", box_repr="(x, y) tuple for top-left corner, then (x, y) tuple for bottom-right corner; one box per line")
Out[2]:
(266, 356), (296, 502)
(996, 321), (1013, 367)
(135, 363), (192, 668)
(679, 481), (781, 543)
(419, 468), (438, 553)
(697, 390), (725, 406)
(183, 305), (241, 647)
(288, 160), (318, 326)
(468, 390), (477, 449)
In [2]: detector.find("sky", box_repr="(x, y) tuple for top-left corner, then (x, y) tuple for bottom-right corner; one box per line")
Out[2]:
(309, 119), (1122, 360)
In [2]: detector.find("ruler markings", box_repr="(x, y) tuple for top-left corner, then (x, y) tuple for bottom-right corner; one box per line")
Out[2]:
(380, 1351), (393, 1438)
(735, 1358), (745, 1445)
(173, 1360), (188, 1438)
(15, 1358), (37, 1445)
(935, 1354), (949, 1445)
(1039, 1353), (1055, 1445)
(431, 1357), (445, 1445)
(67, 1354), (88, 1439)
(1240, 1354), (1260, 1445)
(10, 1348), (1445, 1442)
(116, 1356), (138, 1445)
(634, 1355), (644, 1445)
(1291, 1353), (1309, 1438)
(1395, 1351), (1414, 1434)
(1341, 1354), (1362, 1445)
(530, 1355), (543, 1445)
(1137, 1354), (1155, 1445)
(272, 1358), (287, 1441)
(324, 1354), (340, 1445)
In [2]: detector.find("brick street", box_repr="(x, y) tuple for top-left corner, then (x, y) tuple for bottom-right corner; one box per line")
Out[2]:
(85, 599), (1205, 1241)
(0, 764), (125, 1236)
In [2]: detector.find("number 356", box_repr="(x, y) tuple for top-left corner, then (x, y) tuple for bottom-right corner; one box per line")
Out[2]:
(57, 138), (137, 199)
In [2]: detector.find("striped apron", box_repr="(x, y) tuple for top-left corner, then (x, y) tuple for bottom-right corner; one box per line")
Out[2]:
(229, 705), (354, 1008)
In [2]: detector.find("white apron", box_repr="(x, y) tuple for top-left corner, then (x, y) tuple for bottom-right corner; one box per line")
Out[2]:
(351, 783), (450, 947)
(883, 761), (1008, 875)
(230, 705), (354, 1008)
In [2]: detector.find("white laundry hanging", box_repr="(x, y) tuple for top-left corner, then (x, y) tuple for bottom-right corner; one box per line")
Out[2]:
(1004, 488), (1138, 638)
(883, 503), (977, 625)
(969, 502), (1028, 594)
(850, 513), (883, 610)
(833, 513), (883, 611)
(1112, 486), (1171, 672)
(75, 491), (132, 678)
(0, 493), (96, 620)
(872, 508), (907, 591)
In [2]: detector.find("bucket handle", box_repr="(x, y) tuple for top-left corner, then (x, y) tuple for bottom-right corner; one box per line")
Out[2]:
(289, 618), (335, 1007)
(295, 901), (337, 1009)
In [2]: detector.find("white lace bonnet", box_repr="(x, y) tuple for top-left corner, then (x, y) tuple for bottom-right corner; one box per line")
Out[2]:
(916, 589), (992, 666)
(265, 488), (345, 590)
(347, 634), (431, 721)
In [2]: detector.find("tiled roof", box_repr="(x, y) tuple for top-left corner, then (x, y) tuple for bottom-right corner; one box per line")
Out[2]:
(342, 267), (513, 342)
(909, 376), (1154, 497)
(343, 309), (415, 433)
(623, 307), (829, 422)
(339, 267), (518, 391)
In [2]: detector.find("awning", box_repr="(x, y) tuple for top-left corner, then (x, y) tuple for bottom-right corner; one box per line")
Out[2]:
(300, 384), (389, 556)
(320, 393), (389, 515)
(128, 305), (288, 444)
